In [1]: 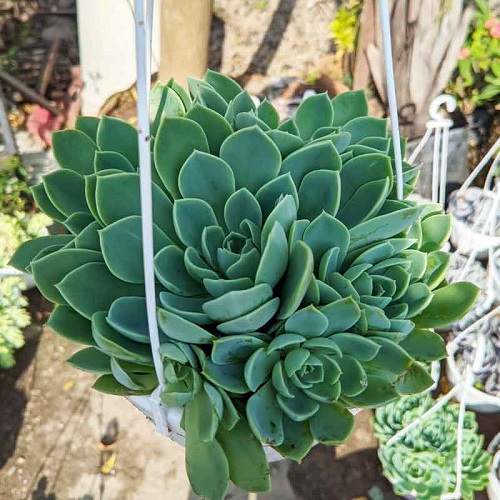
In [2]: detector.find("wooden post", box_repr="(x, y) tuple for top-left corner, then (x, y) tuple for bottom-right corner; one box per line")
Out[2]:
(159, 0), (213, 88)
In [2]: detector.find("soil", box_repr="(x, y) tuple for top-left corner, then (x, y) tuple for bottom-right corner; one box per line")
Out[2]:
(1, 289), (497, 499)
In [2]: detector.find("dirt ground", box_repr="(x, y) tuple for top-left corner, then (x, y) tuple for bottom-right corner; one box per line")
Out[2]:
(0, 290), (496, 500)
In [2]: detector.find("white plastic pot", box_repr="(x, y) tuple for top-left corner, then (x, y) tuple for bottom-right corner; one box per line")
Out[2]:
(449, 188), (500, 259)
(446, 353), (500, 413)
(488, 432), (500, 500)
(491, 248), (500, 302)
(0, 265), (36, 289)
(127, 396), (361, 463)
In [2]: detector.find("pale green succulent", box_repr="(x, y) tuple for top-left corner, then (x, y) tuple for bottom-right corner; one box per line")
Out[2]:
(0, 211), (52, 368)
(374, 393), (491, 500)
(11, 70), (480, 499)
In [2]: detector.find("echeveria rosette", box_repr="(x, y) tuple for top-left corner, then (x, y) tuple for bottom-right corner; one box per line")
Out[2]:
(373, 393), (491, 500)
(10, 71), (481, 499)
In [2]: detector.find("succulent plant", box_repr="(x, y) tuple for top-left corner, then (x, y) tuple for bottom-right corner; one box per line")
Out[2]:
(0, 211), (51, 368)
(10, 71), (480, 499)
(373, 393), (491, 500)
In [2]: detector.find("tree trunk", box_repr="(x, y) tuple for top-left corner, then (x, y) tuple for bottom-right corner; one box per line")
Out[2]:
(159, 0), (213, 88)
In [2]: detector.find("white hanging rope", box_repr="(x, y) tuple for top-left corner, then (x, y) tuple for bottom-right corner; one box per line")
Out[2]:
(378, 0), (403, 200)
(134, 0), (168, 435)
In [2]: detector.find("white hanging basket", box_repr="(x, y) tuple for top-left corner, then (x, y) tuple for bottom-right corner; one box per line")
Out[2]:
(449, 188), (500, 259)
(488, 432), (500, 500)
(446, 350), (500, 414)
(490, 247), (500, 301)
(0, 265), (36, 289)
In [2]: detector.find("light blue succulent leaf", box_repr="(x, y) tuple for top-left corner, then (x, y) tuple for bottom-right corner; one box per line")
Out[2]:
(283, 348), (310, 377)
(309, 402), (354, 444)
(261, 194), (297, 249)
(396, 282), (433, 318)
(97, 115), (139, 166)
(246, 381), (284, 445)
(178, 151), (235, 222)
(217, 297), (280, 334)
(337, 178), (391, 228)
(280, 141), (342, 185)
(203, 277), (253, 298)
(154, 246), (205, 296)
(94, 151), (135, 173)
(303, 277), (321, 307)
(31, 249), (102, 304)
(272, 361), (296, 398)
(157, 309), (215, 344)
(331, 90), (368, 126)
(184, 247), (219, 281)
(275, 416), (314, 462)
(159, 342), (188, 363)
(31, 182), (66, 221)
(267, 334), (306, 353)
(224, 188), (262, 232)
(91, 311), (153, 364)
(298, 170), (341, 220)
(75, 115), (99, 141)
(159, 292), (211, 325)
(244, 347), (280, 391)
(400, 250), (427, 282)
(287, 219), (309, 251)
(51, 129), (98, 175)
(319, 297), (361, 335)
(368, 337), (413, 375)
(203, 283), (273, 321)
(336, 355), (367, 397)
(57, 262), (144, 320)
(204, 69), (243, 101)
(107, 297), (150, 343)
(303, 211), (349, 271)
(358, 137), (390, 152)
(185, 104), (233, 155)
(284, 305), (328, 337)
(95, 173), (178, 243)
(256, 98), (280, 128)
(173, 198), (218, 251)
(266, 130), (304, 158)
(193, 80), (229, 116)
(47, 305), (95, 345)
(294, 93), (333, 140)
(255, 173), (299, 220)
(43, 170), (89, 217)
(348, 207), (422, 252)
(200, 225), (225, 270)
(277, 241), (314, 320)
(218, 387), (241, 430)
(311, 126), (338, 140)
(384, 266), (411, 301)
(154, 116), (209, 198)
(341, 116), (387, 143)
(63, 212), (94, 235)
(255, 223), (288, 288)
(202, 358), (249, 394)
(278, 118), (300, 135)
(225, 247), (261, 280)
(235, 111), (271, 131)
(212, 335), (266, 365)
(99, 215), (171, 284)
(277, 387), (319, 421)
(329, 333), (380, 362)
(344, 374), (399, 407)
(220, 126), (281, 194)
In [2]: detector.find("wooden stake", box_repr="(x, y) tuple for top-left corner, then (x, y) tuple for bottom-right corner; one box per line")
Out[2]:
(159, 0), (213, 88)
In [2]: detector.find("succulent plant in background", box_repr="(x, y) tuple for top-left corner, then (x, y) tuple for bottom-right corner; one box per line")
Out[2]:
(373, 393), (491, 500)
(10, 70), (480, 499)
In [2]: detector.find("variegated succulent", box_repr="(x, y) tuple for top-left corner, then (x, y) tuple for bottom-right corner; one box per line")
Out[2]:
(373, 393), (491, 500)
(11, 71), (480, 499)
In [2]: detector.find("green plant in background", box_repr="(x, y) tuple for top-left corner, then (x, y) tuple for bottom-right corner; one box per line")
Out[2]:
(11, 70), (480, 499)
(373, 393), (491, 500)
(0, 210), (51, 368)
(450, 0), (500, 111)
(1, 155), (30, 214)
(329, 0), (362, 61)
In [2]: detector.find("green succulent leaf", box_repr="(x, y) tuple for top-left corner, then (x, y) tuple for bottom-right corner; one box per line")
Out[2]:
(97, 116), (139, 167)
(331, 90), (368, 126)
(295, 93), (333, 140)
(52, 129), (97, 175)
(413, 282), (480, 328)
(67, 347), (111, 374)
(47, 305), (95, 345)
(309, 402), (354, 444)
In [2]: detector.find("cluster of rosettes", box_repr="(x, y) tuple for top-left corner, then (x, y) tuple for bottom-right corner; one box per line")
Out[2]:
(11, 71), (479, 499)
(373, 393), (491, 500)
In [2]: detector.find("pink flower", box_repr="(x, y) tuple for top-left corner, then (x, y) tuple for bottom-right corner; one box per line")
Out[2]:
(490, 23), (500, 39)
(458, 48), (471, 60)
(484, 18), (496, 29)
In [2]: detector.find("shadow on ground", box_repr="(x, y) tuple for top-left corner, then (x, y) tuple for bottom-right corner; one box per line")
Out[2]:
(0, 289), (51, 468)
